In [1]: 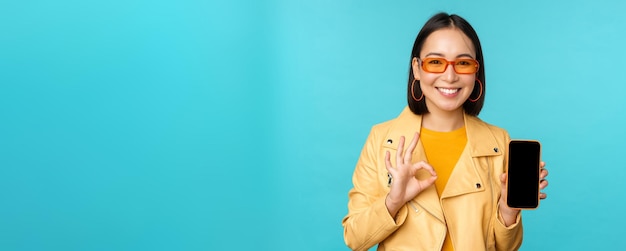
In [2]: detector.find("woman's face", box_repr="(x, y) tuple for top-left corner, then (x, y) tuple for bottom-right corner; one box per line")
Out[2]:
(412, 28), (477, 114)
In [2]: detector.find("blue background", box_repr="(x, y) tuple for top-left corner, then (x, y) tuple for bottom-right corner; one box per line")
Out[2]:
(1, 0), (625, 250)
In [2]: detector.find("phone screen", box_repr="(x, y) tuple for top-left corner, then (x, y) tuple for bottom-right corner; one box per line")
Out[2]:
(506, 140), (541, 209)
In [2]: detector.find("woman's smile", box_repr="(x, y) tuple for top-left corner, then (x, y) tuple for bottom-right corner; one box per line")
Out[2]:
(436, 87), (461, 96)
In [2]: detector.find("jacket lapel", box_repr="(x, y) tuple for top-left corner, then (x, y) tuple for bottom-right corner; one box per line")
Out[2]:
(440, 114), (503, 199)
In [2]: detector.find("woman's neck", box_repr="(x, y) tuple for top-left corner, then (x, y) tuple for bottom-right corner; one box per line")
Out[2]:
(422, 109), (465, 132)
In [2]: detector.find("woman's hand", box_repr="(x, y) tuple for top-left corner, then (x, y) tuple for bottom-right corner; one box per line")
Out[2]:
(384, 132), (438, 218)
(498, 162), (549, 226)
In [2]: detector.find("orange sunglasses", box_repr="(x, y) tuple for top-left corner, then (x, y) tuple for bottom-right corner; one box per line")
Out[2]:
(419, 57), (480, 74)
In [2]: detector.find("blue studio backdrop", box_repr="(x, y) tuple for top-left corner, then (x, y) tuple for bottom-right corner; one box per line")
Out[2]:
(1, 0), (625, 250)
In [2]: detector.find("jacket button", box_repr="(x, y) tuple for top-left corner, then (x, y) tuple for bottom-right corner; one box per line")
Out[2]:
(386, 139), (393, 144)
(476, 183), (481, 189)
(493, 147), (499, 153)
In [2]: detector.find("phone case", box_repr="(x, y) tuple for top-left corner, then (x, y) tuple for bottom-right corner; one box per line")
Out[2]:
(506, 139), (541, 210)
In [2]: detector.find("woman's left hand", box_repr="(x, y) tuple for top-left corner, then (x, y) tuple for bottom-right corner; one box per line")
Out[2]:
(498, 161), (549, 226)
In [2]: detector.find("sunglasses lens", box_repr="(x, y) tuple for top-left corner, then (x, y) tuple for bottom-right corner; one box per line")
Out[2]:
(422, 58), (479, 74)
(455, 59), (479, 74)
(422, 58), (446, 73)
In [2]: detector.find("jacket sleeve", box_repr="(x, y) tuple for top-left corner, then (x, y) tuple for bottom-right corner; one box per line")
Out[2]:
(342, 126), (409, 251)
(494, 210), (523, 250)
(493, 130), (524, 250)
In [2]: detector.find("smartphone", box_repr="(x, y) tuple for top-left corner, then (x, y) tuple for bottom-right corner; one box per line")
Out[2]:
(506, 140), (541, 209)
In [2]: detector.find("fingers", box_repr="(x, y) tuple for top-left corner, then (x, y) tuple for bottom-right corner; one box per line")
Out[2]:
(540, 178), (548, 189)
(501, 170), (550, 201)
(539, 163), (549, 200)
(396, 136), (405, 164)
(413, 160), (437, 177)
(403, 132), (419, 164)
(422, 175), (438, 189)
(385, 151), (393, 173)
(539, 164), (548, 190)
(387, 133), (428, 190)
(540, 168), (549, 180)
(539, 176), (548, 200)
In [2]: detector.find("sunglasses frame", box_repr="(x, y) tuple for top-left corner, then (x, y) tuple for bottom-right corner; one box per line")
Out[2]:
(419, 57), (480, 74)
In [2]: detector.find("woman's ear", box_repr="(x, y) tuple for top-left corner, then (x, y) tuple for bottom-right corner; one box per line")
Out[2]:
(412, 57), (421, 80)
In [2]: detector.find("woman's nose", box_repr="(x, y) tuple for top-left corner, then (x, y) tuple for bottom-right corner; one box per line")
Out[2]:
(442, 63), (458, 82)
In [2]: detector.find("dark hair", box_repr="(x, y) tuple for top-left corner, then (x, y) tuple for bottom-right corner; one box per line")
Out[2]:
(407, 12), (485, 116)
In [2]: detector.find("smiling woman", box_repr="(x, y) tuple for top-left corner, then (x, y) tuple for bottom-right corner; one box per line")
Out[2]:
(341, 12), (549, 251)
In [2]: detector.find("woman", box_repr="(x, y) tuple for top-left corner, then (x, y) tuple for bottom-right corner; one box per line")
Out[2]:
(342, 12), (549, 251)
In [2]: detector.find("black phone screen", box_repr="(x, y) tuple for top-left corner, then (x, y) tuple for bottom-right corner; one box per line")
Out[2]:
(506, 140), (541, 209)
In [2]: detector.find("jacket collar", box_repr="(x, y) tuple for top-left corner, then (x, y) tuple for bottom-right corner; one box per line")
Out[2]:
(384, 107), (501, 158)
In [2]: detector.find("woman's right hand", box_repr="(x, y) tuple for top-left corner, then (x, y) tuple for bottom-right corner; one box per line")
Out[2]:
(384, 132), (438, 217)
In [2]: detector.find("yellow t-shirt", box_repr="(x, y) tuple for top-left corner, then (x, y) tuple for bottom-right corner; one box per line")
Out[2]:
(420, 126), (467, 251)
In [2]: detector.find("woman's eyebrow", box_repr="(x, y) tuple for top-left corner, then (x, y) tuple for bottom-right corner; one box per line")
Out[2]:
(456, 53), (475, 59)
(424, 52), (445, 58)
(423, 52), (475, 59)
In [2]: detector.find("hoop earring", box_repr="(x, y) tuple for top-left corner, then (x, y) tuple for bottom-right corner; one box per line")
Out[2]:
(469, 79), (483, 102)
(411, 79), (424, 102)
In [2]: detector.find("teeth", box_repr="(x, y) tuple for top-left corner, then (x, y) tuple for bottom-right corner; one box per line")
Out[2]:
(437, 88), (459, 94)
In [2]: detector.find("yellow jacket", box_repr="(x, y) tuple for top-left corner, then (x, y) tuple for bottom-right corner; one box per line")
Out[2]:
(342, 107), (523, 251)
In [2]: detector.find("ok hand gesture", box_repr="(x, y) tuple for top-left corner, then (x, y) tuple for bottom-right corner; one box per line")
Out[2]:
(385, 132), (438, 217)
